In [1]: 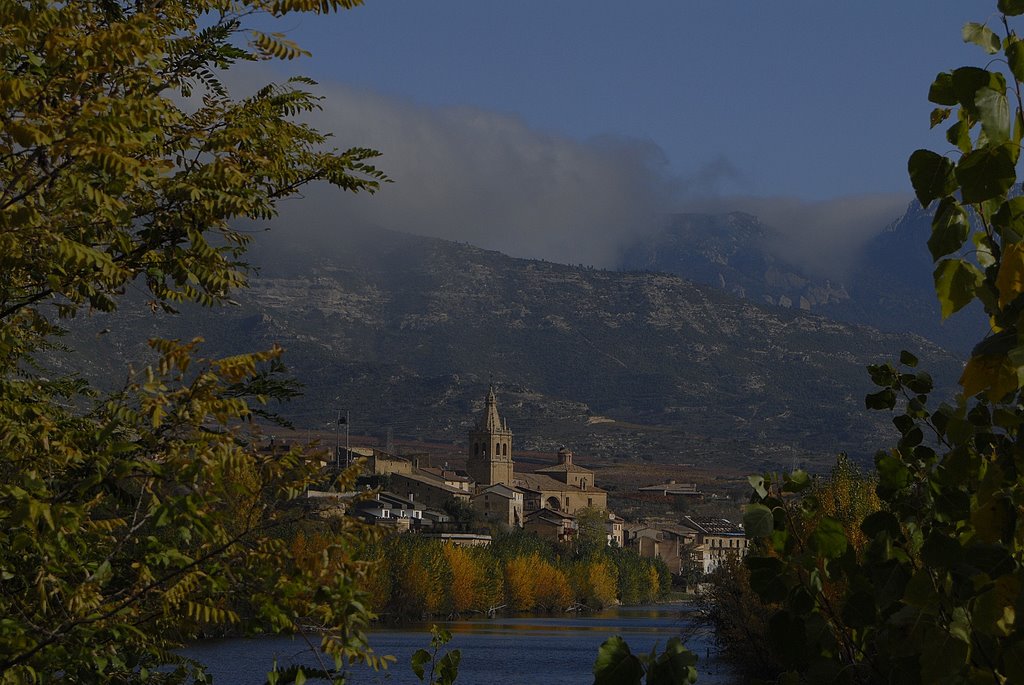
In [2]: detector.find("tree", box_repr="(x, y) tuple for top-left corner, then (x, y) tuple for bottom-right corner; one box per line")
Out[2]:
(742, 4), (1024, 682)
(0, 0), (388, 681)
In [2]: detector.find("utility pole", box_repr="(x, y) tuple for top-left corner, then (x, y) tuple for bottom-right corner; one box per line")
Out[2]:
(334, 409), (341, 469)
(345, 410), (350, 468)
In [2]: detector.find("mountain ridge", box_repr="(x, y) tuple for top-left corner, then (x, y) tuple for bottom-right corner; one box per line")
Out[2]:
(62, 223), (963, 472)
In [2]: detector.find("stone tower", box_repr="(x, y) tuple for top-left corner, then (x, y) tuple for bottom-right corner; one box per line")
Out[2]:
(467, 386), (514, 487)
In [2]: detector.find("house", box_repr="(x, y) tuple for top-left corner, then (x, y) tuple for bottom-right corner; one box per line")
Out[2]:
(390, 471), (471, 511)
(524, 507), (577, 543)
(678, 515), (748, 574)
(363, 448), (413, 476)
(625, 523), (692, 575)
(471, 483), (524, 528)
(637, 480), (702, 505)
(418, 466), (473, 493)
(605, 513), (625, 547)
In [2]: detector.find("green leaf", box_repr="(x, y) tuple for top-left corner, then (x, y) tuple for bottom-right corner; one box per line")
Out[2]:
(999, 0), (1024, 16)
(993, 196), (1024, 244)
(747, 474), (768, 499)
(865, 388), (896, 410)
(956, 144), (1016, 203)
(1008, 38), (1024, 82)
(861, 510), (901, 539)
(933, 259), (983, 319)
(908, 150), (955, 207)
(946, 119), (972, 154)
(781, 469), (810, 493)
(927, 197), (970, 261)
(646, 639), (698, 685)
(930, 107), (952, 129)
(962, 22), (1001, 54)
(928, 71), (957, 106)
(976, 87), (1011, 144)
(436, 651), (461, 685)
(952, 67), (1005, 116)
(593, 636), (644, 685)
(743, 503), (775, 537)
(746, 556), (789, 603)
(875, 451), (910, 495)
(811, 517), (848, 559)
(411, 649), (431, 681)
(899, 350), (919, 367)
(921, 530), (963, 568)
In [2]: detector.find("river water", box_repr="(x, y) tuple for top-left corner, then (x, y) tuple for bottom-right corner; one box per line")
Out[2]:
(183, 605), (737, 684)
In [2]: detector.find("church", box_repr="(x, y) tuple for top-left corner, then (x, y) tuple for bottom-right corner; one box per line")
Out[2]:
(466, 387), (608, 520)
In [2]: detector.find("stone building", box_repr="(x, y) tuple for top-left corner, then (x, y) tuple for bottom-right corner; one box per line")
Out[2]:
(466, 387), (514, 487)
(678, 515), (748, 574)
(516, 448), (607, 515)
(471, 483), (524, 528)
(467, 388), (607, 518)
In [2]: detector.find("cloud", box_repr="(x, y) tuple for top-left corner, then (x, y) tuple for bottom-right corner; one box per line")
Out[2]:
(256, 81), (678, 268)
(225, 67), (908, 276)
(680, 193), (911, 278)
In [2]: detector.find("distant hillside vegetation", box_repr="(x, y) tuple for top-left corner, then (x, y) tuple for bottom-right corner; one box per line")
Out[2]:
(59, 226), (963, 472)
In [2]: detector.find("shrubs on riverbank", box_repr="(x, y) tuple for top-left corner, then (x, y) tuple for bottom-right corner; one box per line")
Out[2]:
(348, 530), (668, 620)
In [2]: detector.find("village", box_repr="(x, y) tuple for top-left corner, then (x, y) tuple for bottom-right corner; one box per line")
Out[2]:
(303, 387), (750, 583)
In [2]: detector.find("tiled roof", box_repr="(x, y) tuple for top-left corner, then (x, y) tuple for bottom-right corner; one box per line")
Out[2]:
(680, 515), (744, 536)
(514, 472), (605, 494)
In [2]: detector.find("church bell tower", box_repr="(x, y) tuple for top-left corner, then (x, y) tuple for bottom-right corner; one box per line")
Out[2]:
(467, 387), (514, 487)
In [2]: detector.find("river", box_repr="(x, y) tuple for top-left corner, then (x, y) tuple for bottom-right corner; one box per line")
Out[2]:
(183, 604), (737, 684)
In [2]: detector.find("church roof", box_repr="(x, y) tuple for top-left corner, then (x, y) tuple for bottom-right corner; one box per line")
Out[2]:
(514, 472), (605, 494)
(535, 461), (593, 475)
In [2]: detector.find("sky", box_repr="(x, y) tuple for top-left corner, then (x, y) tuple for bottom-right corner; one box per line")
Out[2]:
(247, 2), (996, 268)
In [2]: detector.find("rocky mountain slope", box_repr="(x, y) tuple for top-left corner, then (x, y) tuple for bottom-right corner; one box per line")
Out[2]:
(63, 227), (962, 472)
(620, 205), (985, 355)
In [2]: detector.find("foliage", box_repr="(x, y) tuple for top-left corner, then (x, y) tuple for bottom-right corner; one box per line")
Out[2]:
(359, 530), (665, 619)
(694, 557), (782, 683)
(411, 625), (461, 685)
(575, 506), (611, 554)
(741, 5), (1024, 682)
(0, 0), (388, 681)
(592, 635), (697, 685)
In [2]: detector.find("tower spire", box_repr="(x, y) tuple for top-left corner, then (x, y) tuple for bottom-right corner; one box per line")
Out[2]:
(479, 384), (502, 432)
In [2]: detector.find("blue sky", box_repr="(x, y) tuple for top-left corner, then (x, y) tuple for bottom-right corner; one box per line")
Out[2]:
(251, 2), (997, 267)
(271, 2), (984, 199)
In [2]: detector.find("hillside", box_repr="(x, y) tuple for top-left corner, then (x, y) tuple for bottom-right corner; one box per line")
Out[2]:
(620, 205), (985, 355)
(61, 227), (962, 472)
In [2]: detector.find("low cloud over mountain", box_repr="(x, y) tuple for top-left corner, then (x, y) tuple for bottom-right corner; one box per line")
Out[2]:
(235, 68), (912, 275)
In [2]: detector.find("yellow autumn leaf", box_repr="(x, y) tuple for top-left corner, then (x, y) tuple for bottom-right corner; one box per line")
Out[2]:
(996, 241), (1024, 309)
(960, 353), (1020, 399)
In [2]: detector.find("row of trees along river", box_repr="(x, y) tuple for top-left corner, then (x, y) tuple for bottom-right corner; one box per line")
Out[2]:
(292, 525), (670, 621)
